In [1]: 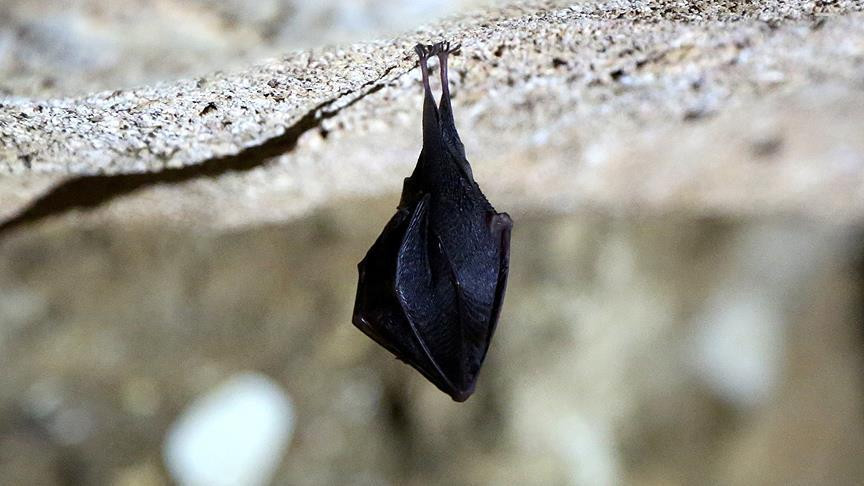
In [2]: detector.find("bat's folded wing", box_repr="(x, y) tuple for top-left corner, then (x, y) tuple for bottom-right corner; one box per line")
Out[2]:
(396, 195), (478, 399)
(353, 206), (434, 373)
(486, 212), (512, 348)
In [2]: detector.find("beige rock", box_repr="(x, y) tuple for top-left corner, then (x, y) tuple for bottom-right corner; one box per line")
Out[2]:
(1, 1), (862, 235)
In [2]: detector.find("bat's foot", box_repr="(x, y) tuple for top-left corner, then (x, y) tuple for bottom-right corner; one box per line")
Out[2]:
(429, 41), (461, 57)
(415, 41), (460, 61)
(414, 43), (431, 61)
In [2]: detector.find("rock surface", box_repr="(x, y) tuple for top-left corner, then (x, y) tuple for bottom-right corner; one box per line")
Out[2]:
(1, 0), (862, 234)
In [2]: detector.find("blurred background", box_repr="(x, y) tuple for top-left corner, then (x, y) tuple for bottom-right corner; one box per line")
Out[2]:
(2, 1), (864, 485)
(0, 0), (498, 97)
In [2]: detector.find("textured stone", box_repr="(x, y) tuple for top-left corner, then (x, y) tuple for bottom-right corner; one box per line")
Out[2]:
(1, 0), (862, 235)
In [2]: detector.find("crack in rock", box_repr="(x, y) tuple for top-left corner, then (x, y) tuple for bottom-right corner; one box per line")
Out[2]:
(0, 65), (406, 237)
(2, 1), (863, 234)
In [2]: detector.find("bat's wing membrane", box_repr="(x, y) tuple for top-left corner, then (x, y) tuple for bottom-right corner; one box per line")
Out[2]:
(428, 198), (511, 390)
(353, 208), (438, 374)
(486, 212), (512, 351)
(395, 194), (469, 397)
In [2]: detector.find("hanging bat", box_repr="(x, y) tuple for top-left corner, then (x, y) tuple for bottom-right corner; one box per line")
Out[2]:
(352, 41), (512, 402)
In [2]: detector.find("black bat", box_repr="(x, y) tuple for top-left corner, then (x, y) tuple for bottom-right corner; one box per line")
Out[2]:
(352, 41), (512, 402)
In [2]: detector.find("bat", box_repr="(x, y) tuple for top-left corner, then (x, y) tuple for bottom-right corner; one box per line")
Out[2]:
(352, 41), (512, 402)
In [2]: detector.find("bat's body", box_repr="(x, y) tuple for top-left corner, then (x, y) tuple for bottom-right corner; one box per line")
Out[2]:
(353, 42), (512, 402)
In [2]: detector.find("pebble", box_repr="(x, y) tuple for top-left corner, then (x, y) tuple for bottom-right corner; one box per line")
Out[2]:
(163, 372), (294, 486)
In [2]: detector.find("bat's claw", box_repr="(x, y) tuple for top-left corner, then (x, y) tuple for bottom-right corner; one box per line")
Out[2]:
(414, 43), (430, 60)
(428, 41), (461, 57)
(430, 42), (447, 56)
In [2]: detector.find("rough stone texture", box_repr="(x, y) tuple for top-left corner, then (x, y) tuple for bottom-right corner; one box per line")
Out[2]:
(1, 1), (864, 485)
(1, 0), (863, 233)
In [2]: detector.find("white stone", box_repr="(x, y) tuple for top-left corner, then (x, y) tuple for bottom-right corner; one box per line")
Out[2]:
(692, 292), (784, 408)
(163, 372), (294, 486)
